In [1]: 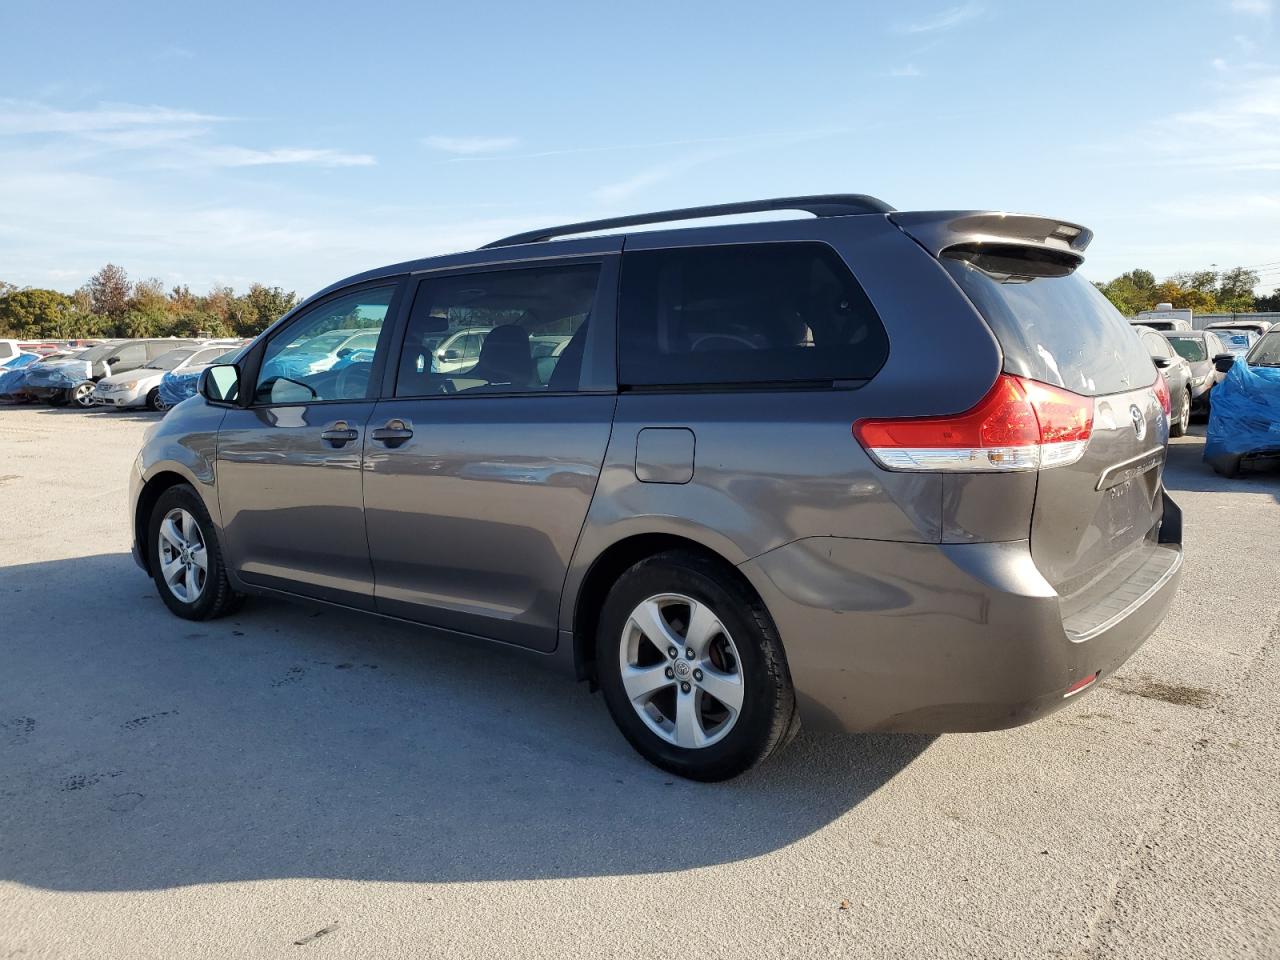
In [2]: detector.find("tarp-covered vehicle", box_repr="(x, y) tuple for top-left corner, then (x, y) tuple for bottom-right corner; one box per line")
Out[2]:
(0, 352), (41, 401)
(1205, 329), (1280, 477)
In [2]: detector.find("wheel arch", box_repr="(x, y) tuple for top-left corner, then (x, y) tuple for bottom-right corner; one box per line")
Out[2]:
(133, 469), (198, 575)
(567, 532), (769, 683)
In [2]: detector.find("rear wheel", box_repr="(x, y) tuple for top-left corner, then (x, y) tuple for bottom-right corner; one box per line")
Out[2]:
(595, 551), (797, 781)
(1170, 389), (1191, 437)
(69, 381), (96, 409)
(148, 484), (243, 620)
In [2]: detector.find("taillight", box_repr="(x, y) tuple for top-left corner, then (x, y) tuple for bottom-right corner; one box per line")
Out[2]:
(1152, 373), (1171, 417)
(853, 374), (1094, 472)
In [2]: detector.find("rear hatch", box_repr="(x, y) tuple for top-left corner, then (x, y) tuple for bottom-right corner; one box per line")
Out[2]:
(894, 213), (1177, 633)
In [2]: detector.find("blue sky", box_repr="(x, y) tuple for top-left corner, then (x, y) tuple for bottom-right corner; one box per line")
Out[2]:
(1, 0), (1277, 298)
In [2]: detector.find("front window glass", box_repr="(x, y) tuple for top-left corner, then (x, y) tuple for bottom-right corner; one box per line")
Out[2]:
(1165, 336), (1208, 363)
(255, 286), (394, 404)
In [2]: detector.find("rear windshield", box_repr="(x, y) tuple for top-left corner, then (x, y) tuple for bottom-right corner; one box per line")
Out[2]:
(1164, 336), (1207, 362)
(943, 251), (1156, 396)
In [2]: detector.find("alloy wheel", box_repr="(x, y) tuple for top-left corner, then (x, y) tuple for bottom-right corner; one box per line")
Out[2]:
(618, 593), (745, 749)
(72, 383), (95, 408)
(157, 507), (208, 603)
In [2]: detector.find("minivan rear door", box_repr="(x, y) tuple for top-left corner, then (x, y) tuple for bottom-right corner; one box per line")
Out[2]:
(936, 245), (1175, 629)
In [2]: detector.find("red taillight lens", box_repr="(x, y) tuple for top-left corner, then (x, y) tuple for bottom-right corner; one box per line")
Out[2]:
(1152, 373), (1171, 417)
(853, 374), (1094, 472)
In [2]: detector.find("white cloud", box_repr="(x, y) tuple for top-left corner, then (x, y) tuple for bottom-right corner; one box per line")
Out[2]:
(896, 3), (983, 34)
(190, 146), (377, 168)
(1150, 71), (1280, 171)
(422, 135), (519, 155)
(1230, 0), (1271, 16)
(889, 64), (924, 77)
(0, 99), (221, 136)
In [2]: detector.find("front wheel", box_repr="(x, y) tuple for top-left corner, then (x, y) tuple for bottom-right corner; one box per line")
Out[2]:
(595, 551), (797, 781)
(147, 387), (168, 412)
(1170, 389), (1191, 437)
(147, 484), (243, 620)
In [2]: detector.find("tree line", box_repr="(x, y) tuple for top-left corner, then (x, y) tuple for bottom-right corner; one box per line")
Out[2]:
(1095, 265), (1279, 317)
(0, 264), (298, 341)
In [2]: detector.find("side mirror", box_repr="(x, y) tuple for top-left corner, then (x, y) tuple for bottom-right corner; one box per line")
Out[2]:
(199, 363), (241, 405)
(1213, 353), (1235, 373)
(336, 347), (352, 359)
(441, 349), (460, 361)
(106, 356), (121, 365)
(1152, 356), (1173, 369)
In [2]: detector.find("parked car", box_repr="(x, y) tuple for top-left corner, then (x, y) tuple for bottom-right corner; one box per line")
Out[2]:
(1203, 327), (1260, 357)
(0, 352), (42, 401)
(1204, 329), (1280, 477)
(1205, 319), (1272, 337)
(0, 339), (26, 368)
(26, 339), (200, 408)
(1161, 330), (1229, 415)
(1130, 318), (1192, 332)
(131, 195), (1183, 780)
(93, 343), (237, 411)
(1137, 327), (1194, 436)
(429, 327), (491, 373)
(157, 345), (248, 409)
(0, 349), (85, 403)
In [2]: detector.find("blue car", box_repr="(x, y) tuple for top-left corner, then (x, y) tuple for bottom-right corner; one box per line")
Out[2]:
(0, 352), (42, 401)
(1204, 328), (1280, 477)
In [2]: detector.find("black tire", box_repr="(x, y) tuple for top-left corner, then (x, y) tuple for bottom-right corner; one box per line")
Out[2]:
(146, 387), (166, 412)
(595, 550), (797, 781)
(1170, 389), (1191, 437)
(68, 381), (97, 409)
(147, 484), (243, 620)
(1210, 453), (1242, 478)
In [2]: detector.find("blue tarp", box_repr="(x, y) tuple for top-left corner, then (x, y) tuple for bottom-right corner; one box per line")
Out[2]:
(0, 353), (41, 399)
(158, 368), (201, 408)
(1204, 360), (1280, 460)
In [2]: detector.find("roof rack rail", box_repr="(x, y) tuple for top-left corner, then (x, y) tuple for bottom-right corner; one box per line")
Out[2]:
(481, 194), (895, 249)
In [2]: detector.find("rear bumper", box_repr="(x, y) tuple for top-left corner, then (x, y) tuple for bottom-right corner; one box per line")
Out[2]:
(740, 494), (1183, 733)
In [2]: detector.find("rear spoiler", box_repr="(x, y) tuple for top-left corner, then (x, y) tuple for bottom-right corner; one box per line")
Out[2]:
(889, 211), (1093, 265)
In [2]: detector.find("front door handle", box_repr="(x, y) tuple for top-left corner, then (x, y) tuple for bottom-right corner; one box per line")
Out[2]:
(321, 420), (359, 446)
(371, 418), (414, 447)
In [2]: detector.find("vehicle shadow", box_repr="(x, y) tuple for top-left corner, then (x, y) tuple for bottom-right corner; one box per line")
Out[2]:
(1164, 427), (1280, 497)
(0, 552), (934, 892)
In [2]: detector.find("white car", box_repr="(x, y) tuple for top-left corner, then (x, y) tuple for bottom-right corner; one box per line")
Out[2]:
(93, 344), (238, 411)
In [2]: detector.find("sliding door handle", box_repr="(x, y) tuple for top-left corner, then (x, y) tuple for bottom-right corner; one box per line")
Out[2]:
(371, 418), (414, 447)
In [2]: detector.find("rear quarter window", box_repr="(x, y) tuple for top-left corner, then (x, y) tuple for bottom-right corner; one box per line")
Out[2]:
(943, 251), (1156, 396)
(617, 242), (888, 388)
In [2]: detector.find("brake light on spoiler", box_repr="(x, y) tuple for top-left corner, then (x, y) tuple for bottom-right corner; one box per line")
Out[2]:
(854, 374), (1094, 472)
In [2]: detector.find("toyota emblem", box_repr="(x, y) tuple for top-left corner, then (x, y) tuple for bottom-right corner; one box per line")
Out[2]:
(1130, 404), (1146, 441)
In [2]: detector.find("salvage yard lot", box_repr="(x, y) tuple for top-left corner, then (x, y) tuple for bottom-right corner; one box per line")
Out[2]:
(1, 405), (1277, 959)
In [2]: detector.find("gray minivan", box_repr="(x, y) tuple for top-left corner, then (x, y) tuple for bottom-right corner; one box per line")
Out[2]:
(129, 196), (1183, 780)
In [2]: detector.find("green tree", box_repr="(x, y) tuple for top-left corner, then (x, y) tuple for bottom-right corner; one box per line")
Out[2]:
(1214, 267), (1260, 313)
(0, 288), (78, 338)
(1256, 288), (1280, 312)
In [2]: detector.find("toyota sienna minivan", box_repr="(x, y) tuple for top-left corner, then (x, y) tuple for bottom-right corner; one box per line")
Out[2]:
(130, 195), (1183, 780)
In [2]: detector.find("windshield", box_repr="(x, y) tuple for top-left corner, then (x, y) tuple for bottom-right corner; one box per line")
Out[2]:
(78, 343), (120, 362)
(1164, 336), (1208, 363)
(1246, 331), (1280, 367)
(293, 332), (351, 354)
(148, 349), (198, 370)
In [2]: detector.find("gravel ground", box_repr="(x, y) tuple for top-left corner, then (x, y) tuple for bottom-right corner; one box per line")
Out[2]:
(0, 404), (1277, 959)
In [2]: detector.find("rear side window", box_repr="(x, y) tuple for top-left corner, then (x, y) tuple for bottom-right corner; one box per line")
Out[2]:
(618, 243), (888, 388)
(943, 249), (1156, 396)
